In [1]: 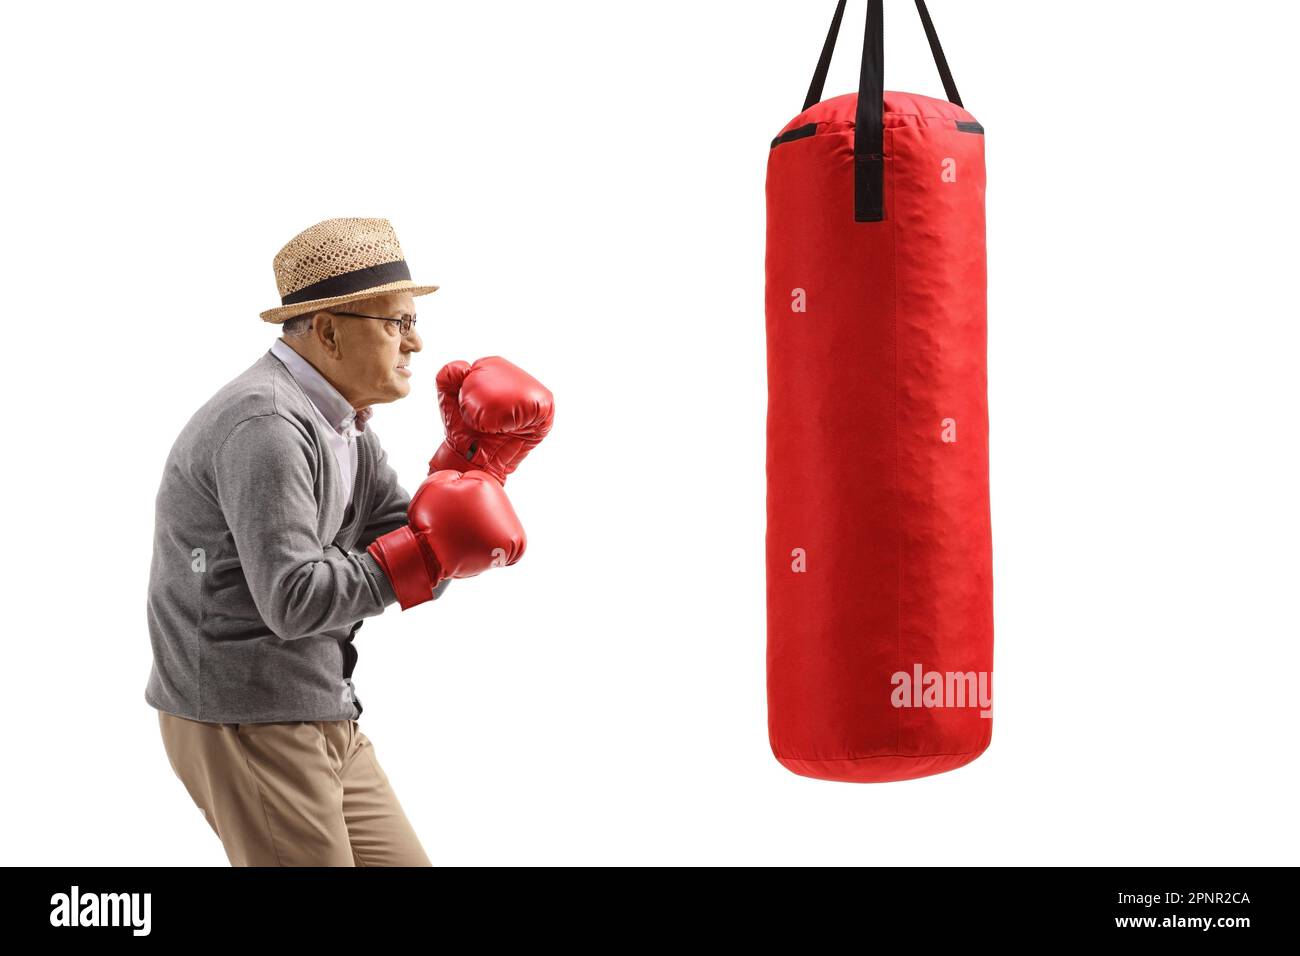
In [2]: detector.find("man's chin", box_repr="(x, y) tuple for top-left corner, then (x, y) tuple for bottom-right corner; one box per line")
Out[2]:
(367, 386), (408, 406)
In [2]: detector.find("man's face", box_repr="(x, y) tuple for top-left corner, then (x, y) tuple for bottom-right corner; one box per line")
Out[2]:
(292, 291), (423, 407)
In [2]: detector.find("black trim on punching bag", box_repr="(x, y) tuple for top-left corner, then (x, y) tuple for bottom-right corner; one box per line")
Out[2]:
(770, 123), (820, 149)
(802, 0), (964, 222)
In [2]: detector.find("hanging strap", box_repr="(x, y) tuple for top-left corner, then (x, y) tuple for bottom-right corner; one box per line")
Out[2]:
(802, 0), (964, 222)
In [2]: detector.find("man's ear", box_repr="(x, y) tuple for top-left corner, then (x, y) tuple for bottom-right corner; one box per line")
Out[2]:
(314, 311), (341, 358)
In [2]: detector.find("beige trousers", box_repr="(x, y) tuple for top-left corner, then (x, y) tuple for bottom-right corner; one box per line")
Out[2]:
(158, 710), (432, 866)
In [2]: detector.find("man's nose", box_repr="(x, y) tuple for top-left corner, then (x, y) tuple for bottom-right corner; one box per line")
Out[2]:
(403, 329), (423, 352)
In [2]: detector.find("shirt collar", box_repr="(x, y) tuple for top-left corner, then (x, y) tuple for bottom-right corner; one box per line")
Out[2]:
(270, 338), (372, 437)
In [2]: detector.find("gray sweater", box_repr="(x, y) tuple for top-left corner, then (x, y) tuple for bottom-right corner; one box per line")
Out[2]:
(144, 349), (415, 723)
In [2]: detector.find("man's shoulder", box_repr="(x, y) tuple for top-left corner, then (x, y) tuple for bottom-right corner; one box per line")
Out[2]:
(174, 351), (315, 456)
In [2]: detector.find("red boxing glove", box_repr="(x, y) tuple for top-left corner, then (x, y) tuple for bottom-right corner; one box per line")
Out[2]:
(367, 470), (526, 611)
(427, 356), (555, 484)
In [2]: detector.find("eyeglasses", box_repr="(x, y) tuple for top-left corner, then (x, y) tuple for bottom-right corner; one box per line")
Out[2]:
(329, 311), (418, 337)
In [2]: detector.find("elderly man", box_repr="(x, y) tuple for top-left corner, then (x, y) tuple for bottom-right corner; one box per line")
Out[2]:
(144, 217), (554, 866)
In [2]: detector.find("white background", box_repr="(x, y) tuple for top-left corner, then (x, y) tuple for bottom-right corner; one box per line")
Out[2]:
(2, 1), (1296, 865)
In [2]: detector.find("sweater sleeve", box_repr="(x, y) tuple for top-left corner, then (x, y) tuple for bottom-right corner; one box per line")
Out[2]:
(212, 414), (398, 641)
(355, 432), (413, 552)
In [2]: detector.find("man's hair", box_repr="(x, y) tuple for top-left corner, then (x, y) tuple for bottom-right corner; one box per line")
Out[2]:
(280, 296), (382, 338)
(280, 312), (316, 338)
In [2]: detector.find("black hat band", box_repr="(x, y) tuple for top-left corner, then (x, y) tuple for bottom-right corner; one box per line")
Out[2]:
(281, 259), (412, 306)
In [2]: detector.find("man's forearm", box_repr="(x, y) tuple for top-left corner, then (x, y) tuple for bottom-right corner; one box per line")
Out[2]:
(214, 415), (400, 640)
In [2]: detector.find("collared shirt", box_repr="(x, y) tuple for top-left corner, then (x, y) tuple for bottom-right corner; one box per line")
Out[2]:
(270, 338), (371, 510)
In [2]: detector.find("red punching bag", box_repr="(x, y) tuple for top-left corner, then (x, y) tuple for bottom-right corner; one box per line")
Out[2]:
(765, 0), (993, 782)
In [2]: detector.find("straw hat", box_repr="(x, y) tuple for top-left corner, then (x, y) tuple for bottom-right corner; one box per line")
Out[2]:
(259, 217), (439, 323)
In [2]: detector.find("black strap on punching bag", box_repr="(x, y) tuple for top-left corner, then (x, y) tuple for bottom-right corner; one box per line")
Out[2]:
(802, 0), (963, 222)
